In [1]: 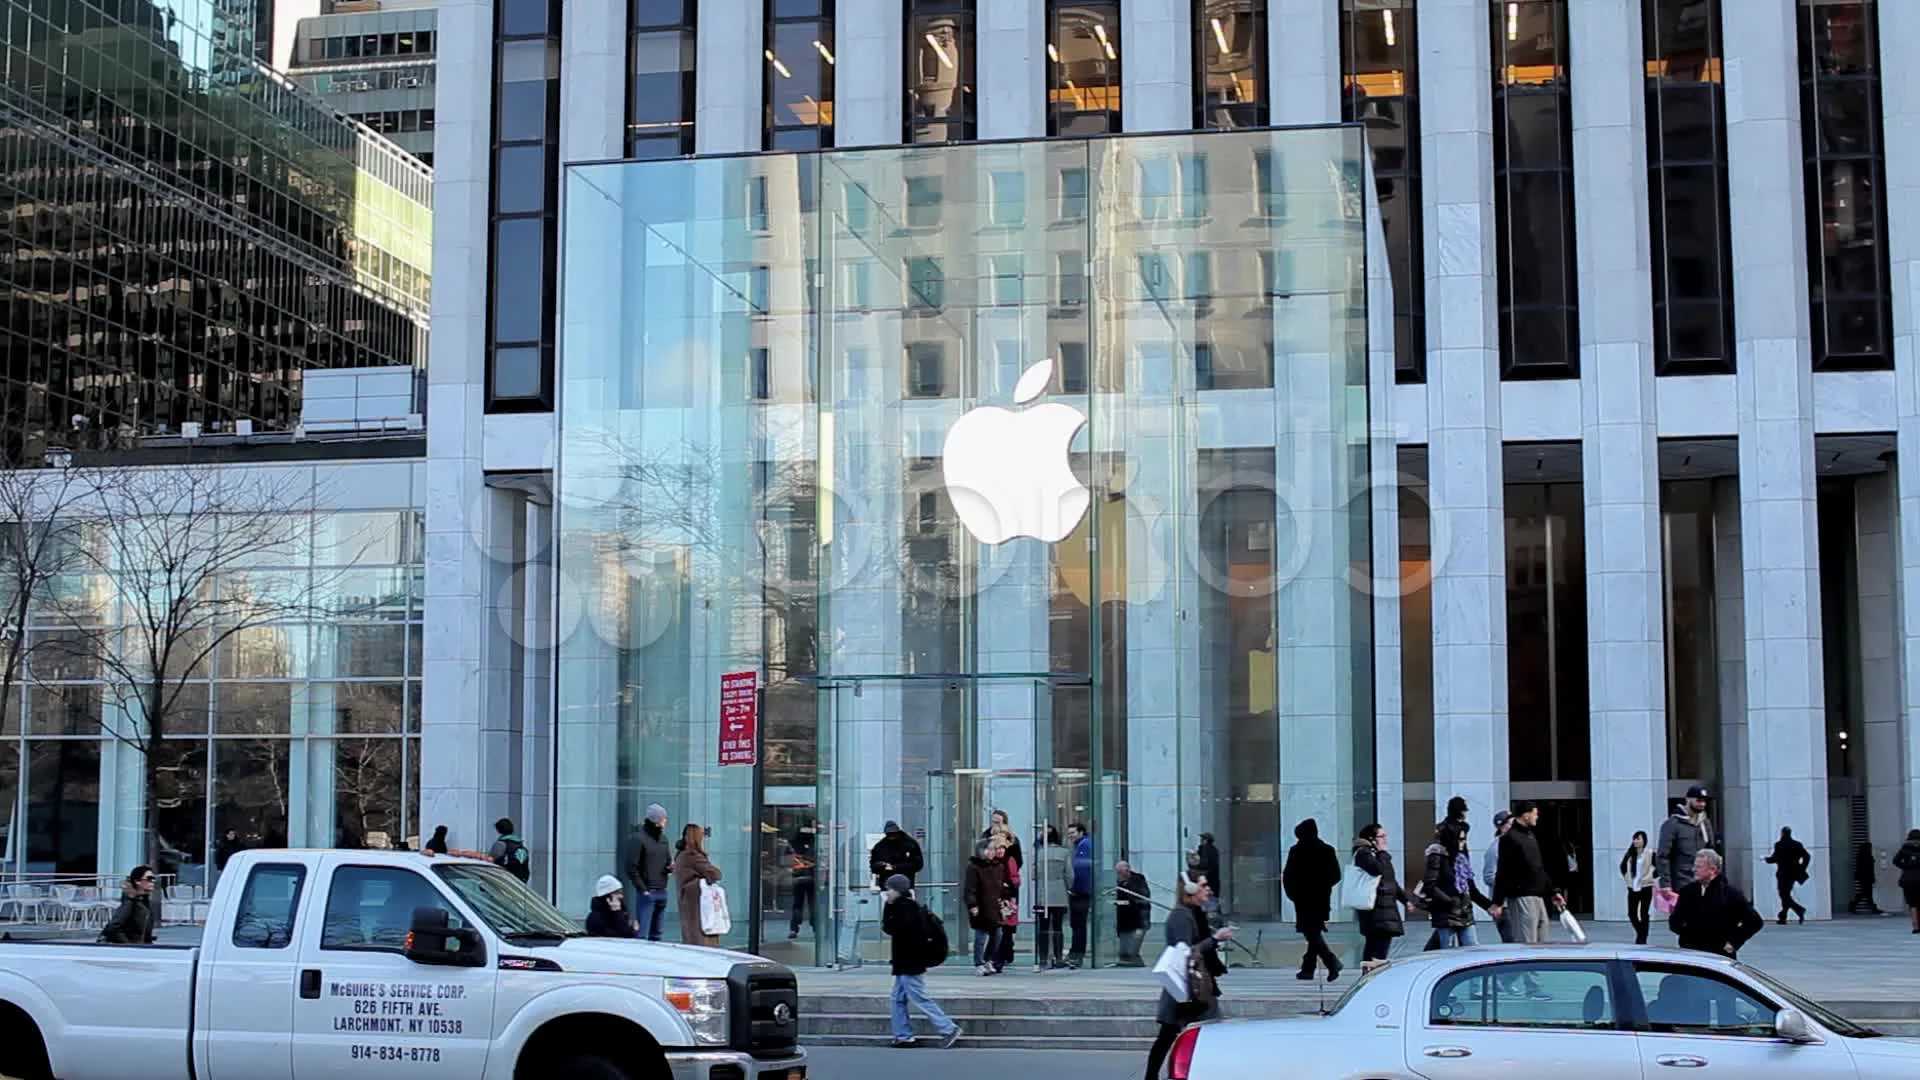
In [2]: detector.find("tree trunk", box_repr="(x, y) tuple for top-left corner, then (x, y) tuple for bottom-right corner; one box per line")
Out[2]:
(144, 679), (164, 870)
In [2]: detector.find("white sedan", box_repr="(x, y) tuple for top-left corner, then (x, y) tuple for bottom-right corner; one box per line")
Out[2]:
(1167, 943), (1920, 1079)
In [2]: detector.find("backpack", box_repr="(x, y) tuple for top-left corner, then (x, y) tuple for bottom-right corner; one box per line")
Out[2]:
(495, 837), (531, 882)
(922, 909), (951, 967)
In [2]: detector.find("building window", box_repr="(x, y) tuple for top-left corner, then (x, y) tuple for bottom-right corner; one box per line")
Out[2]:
(908, 0), (976, 142)
(1491, 0), (1579, 379)
(1194, 0), (1268, 129)
(487, 0), (564, 410)
(765, 0), (836, 150)
(1048, 1), (1121, 135)
(629, 0), (697, 158)
(1798, 0), (1891, 371)
(1645, 0), (1734, 375)
(1341, 0), (1425, 383)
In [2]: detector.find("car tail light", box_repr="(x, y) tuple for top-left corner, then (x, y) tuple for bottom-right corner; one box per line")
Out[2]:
(1167, 1026), (1202, 1079)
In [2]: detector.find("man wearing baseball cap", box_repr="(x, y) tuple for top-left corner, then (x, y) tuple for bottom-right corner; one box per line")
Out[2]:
(1483, 810), (1514, 943)
(1657, 785), (1716, 894)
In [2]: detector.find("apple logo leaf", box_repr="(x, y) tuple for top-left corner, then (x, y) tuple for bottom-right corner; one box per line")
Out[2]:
(1013, 358), (1054, 406)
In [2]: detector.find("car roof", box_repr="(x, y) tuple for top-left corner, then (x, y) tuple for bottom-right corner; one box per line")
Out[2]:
(1366, 943), (1742, 977)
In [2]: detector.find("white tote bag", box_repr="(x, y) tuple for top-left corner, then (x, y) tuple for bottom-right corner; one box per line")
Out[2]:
(1341, 863), (1382, 911)
(1558, 908), (1587, 943)
(1153, 940), (1192, 1003)
(698, 880), (733, 937)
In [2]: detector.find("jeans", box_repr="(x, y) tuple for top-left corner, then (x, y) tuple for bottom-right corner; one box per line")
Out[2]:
(1117, 928), (1146, 965)
(634, 889), (669, 941)
(1297, 925), (1339, 974)
(1627, 887), (1652, 944)
(890, 975), (956, 1042)
(1431, 925), (1476, 949)
(973, 927), (1002, 967)
(1036, 907), (1067, 964)
(1068, 893), (1092, 960)
(789, 879), (815, 935)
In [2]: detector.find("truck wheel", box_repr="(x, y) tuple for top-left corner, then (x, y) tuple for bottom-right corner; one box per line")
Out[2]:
(551, 1053), (633, 1080)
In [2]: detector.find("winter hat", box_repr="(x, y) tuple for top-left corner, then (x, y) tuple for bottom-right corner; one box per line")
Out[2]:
(645, 804), (668, 825)
(884, 874), (912, 896)
(594, 874), (623, 898)
(884, 820), (901, 833)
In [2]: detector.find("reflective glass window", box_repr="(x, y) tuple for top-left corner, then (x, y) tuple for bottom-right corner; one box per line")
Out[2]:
(1341, 0), (1425, 382)
(629, 0), (696, 157)
(1645, 0), (1734, 375)
(1049, 1), (1122, 135)
(908, 1), (976, 143)
(1194, 0), (1268, 129)
(1492, 0), (1579, 379)
(765, 0), (836, 149)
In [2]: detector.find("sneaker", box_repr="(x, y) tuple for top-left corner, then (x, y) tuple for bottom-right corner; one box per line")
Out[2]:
(977, 964), (992, 976)
(891, 1039), (917, 1048)
(939, 1026), (964, 1049)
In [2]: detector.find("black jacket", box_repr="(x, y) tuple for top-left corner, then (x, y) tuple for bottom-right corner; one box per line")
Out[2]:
(1894, 842), (1920, 889)
(1282, 821), (1341, 931)
(1115, 871), (1152, 933)
(1422, 843), (1495, 930)
(585, 895), (636, 938)
(1157, 905), (1226, 1026)
(962, 856), (1007, 931)
(882, 895), (931, 977)
(631, 823), (672, 893)
(1353, 845), (1410, 938)
(1765, 838), (1811, 885)
(102, 891), (156, 945)
(870, 832), (925, 887)
(1669, 875), (1764, 958)
(1493, 824), (1553, 904)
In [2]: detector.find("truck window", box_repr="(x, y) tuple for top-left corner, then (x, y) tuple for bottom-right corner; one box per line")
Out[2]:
(231, 862), (308, 949)
(320, 865), (465, 953)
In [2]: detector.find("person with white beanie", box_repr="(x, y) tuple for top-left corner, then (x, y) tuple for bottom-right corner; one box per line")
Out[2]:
(586, 874), (638, 938)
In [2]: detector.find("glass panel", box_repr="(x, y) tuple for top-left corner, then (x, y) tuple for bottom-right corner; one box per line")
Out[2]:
(1195, 0), (1268, 130)
(213, 739), (291, 872)
(26, 739), (100, 873)
(152, 736), (208, 880)
(1493, 0), (1578, 379)
(0, 740), (17, 874)
(908, 5), (975, 143)
(1049, 1), (1122, 135)
(328, 738), (405, 850)
(1341, 0), (1424, 381)
(215, 682), (292, 736)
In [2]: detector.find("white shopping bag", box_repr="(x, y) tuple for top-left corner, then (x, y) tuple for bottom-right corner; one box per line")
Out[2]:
(1153, 940), (1192, 1002)
(699, 880), (733, 937)
(1558, 908), (1587, 943)
(1341, 864), (1382, 911)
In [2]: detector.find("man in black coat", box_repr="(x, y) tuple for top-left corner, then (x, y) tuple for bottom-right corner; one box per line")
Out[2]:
(869, 821), (925, 888)
(880, 875), (962, 1048)
(1764, 826), (1810, 924)
(1670, 850), (1765, 959)
(1492, 801), (1559, 944)
(1282, 817), (1343, 981)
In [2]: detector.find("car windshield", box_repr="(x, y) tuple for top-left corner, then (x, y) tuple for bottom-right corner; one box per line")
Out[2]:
(1735, 963), (1880, 1038)
(433, 863), (584, 941)
(1327, 962), (1388, 1015)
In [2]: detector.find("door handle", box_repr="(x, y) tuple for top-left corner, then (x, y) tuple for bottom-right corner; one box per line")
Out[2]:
(1654, 1055), (1707, 1068)
(299, 969), (322, 1000)
(1422, 1046), (1472, 1059)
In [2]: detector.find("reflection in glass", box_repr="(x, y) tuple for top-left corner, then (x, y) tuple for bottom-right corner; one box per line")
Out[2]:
(215, 682), (290, 736)
(331, 738), (405, 849)
(1644, 0), (1734, 375)
(1504, 472), (1589, 784)
(214, 739), (291, 852)
(1341, 0), (1425, 382)
(1660, 480), (1719, 784)
(1398, 468), (1434, 789)
(1798, 0), (1891, 370)
(908, 1), (976, 142)
(26, 739), (100, 873)
(152, 736), (208, 879)
(1194, 1), (1268, 130)
(764, 0), (836, 149)
(0, 741), (17, 873)
(1049, 2), (1122, 135)
(1491, 0), (1578, 378)
(630, 0), (697, 158)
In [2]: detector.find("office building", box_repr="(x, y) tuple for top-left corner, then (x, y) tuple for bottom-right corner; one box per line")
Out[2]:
(282, 0), (439, 166)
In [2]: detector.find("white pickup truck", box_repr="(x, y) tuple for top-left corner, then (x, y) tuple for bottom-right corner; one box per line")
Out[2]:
(0, 849), (806, 1080)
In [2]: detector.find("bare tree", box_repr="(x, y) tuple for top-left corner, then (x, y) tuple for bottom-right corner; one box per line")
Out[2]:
(42, 468), (320, 866)
(0, 468), (91, 738)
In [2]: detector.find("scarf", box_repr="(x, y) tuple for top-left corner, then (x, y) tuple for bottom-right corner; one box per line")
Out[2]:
(1453, 851), (1472, 896)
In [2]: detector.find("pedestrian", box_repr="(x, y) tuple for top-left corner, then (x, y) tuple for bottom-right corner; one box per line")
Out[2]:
(489, 817), (532, 883)
(672, 823), (724, 947)
(1352, 823), (1412, 965)
(788, 820), (817, 941)
(1483, 809), (1514, 942)
(1764, 825), (1811, 925)
(1068, 821), (1094, 966)
(1034, 825), (1072, 970)
(1282, 817), (1342, 981)
(870, 820), (926, 888)
(585, 875), (637, 938)
(1142, 873), (1232, 1080)
(1492, 801), (1558, 945)
(1620, 830), (1656, 945)
(998, 839), (1023, 971)
(423, 824), (449, 855)
(880, 874), (963, 1048)
(1195, 831), (1222, 912)
(982, 809), (1024, 870)
(630, 804), (672, 941)
(1445, 795), (1469, 829)
(1113, 859), (1151, 967)
(1422, 819), (1500, 948)
(1656, 786), (1715, 894)
(962, 837), (1008, 975)
(1850, 840), (1885, 915)
(1893, 829), (1920, 933)
(101, 864), (158, 945)
(1669, 850), (1764, 959)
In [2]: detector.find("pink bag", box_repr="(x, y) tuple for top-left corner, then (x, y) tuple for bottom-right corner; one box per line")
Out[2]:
(1653, 887), (1678, 915)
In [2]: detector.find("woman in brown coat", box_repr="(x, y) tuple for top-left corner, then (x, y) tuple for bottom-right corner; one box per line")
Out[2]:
(673, 823), (724, 946)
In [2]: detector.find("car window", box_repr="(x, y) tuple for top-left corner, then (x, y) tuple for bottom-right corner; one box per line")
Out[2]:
(320, 866), (465, 953)
(231, 863), (306, 949)
(1635, 966), (1776, 1038)
(1431, 961), (1618, 1030)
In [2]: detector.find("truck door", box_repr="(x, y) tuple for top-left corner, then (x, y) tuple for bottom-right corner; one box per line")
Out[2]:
(202, 861), (313, 1080)
(291, 862), (496, 1079)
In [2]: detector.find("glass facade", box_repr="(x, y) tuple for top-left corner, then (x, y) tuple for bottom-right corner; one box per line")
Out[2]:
(557, 128), (1374, 964)
(0, 0), (431, 465)
(1491, 0), (1578, 379)
(1194, 0), (1267, 130)
(488, 0), (564, 410)
(0, 509), (426, 885)
(906, 0), (975, 144)
(1341, 0), (1423, 383)
(1644, 0), (1733, 376)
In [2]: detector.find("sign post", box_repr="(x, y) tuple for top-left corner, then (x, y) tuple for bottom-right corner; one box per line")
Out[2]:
(718, 671), (758, 767)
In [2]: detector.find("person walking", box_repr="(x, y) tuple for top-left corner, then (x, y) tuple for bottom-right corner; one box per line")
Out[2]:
(1669, 850), (1764, 959)
(1113, 859), (1151, 967)
(630, 804), (673, 942)
(1764, 826), (1811, 925)
(870, 820), (925, 888)
(1492, 801), (1558, 945)
(880, 874), (963, 1049)
(489, 817), (532, 883)
(1282, 817), (1342, 981)
(1068, 822), (1095, 967)
(101, 864), (159, 945)
(422, 825), (449, 855)
(787, 821), (817, 941)
(585, 875), (638, 938)
(672, 823), (724, 947)
(1850, 840), (1886, 915)
(1034, 825), (1072, 970)
(1656, 786), (1715, 894)
(962, 838), (1009, 975)
(1893, 830), (1920, 932)
(1142, 873), (1232, 1080)
(1620, 830), (1656, 945)
(1353, 823), (1412, 965)
(1422, 819), (1500, 949)
(1483, 809), (1514, 942)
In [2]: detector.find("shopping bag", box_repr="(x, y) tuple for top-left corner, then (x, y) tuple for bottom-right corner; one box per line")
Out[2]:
(699, 880), (733, 936)
(1153, 940), (1192, 1002)
(1653, 887), (1678, 915)
(1558, 908), (1587, 943)
(1342, 864), (1382, 911)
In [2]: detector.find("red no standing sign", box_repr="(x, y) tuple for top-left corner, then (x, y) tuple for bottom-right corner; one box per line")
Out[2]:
(718, 671), (758, 767)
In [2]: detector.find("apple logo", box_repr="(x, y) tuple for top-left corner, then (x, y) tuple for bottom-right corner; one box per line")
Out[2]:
(941, 358), (1090, 545)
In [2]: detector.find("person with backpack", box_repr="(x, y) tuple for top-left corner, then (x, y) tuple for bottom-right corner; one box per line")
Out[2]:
(880, 874), (963, 1049)
(489, 818), (531, 883)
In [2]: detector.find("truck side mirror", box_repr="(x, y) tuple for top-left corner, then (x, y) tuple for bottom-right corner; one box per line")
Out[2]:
(403, 906), (484, 968)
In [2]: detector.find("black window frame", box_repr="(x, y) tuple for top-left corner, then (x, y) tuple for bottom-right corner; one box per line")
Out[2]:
(764, 0), (837, 150)
(1491, 0), (1580, 380)
(628, 0), (698, 159)
(906, 0), (978, 143)
(1340, 0), (1426, 383)
(485, 0), (564, 412)
(1427, 958), (1631, 1031)
(1193, 0), (1269, 130)
(1047, 0), (1122, 136)
(229, 861), (308, 950)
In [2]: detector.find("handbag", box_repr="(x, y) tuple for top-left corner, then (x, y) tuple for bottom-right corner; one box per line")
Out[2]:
(1342, 863), (1382, 911)
(1153, 941), (1192, 1002)
(1186, 947), (1219, 1009)
(698, 880), (732, 936)
(1558, 908), (1587, 943)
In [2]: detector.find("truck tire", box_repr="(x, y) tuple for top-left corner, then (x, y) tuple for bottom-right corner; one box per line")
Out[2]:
(551, 1053), (634, 1080)
(0, 1002), (52, 1080)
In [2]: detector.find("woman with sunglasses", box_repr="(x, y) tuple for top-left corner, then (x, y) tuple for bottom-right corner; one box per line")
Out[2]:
(102, 864), (159, 944)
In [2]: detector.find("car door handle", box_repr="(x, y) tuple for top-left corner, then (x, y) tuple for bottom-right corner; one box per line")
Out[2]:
(299, 969), (322, 1000)
(1422, 1046), (1472, 1059)
(1654, 1055), (1707, 1068)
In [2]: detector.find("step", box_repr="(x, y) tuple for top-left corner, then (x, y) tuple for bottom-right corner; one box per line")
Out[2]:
(802, 1013), (1166, 1038)
(805, 1032), (1157, 1052)
(801, 994), (1334, 1020)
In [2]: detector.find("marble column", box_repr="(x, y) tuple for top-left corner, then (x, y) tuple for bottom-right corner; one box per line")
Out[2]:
(696, 0), (764, 153)
(978, 0), (1043, 140)
(559, 0), (624, 164)
(1419, 0), (1508, 824)
(1724, 0), (1830, 916)
(1571, 0), (1667, 924)
(833, 0), (904, 146)
(1269, 0), (1340, 125)
(1121, 0), (1189, 133)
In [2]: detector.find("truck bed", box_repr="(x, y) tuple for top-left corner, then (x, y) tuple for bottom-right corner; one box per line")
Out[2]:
(0, 941), (199, 1080)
